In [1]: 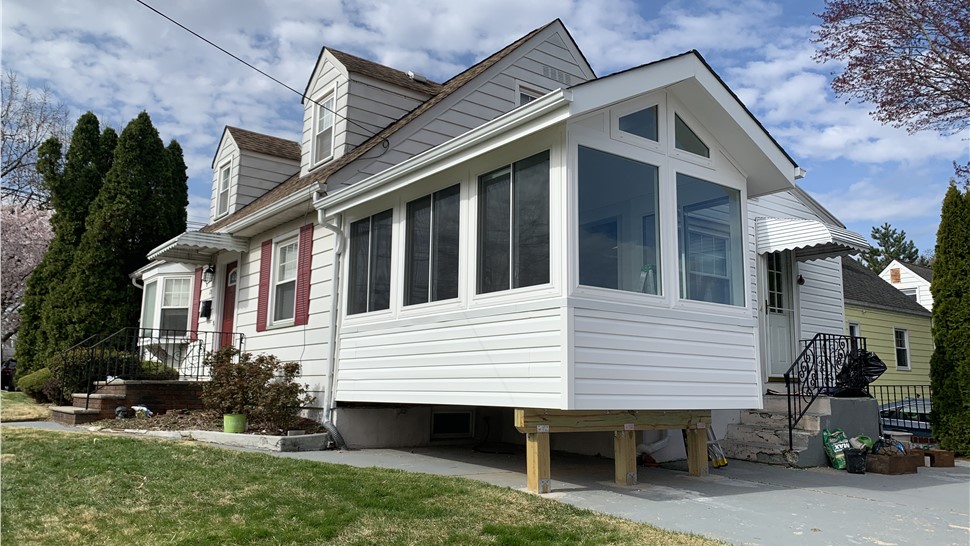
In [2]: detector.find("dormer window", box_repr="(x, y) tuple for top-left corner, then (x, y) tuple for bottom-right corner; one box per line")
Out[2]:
(217, 163), (230, 216)
(515, 81), (546, 107)
(618, 105), (658, 142)
(313, 92), (335, 165)
(674, 114), (709, 158)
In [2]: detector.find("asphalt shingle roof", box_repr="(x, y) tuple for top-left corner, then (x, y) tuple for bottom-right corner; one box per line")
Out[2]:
(842, 258), (931, 317)
(899, 261), (934, 283)
(226, 127), (301, 162)
(328, 49), (442, 96)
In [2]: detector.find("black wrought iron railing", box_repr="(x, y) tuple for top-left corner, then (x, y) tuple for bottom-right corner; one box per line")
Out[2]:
(783, 333), (866, 450)
(870, 384), (933, 440)
(61, 327), (244, 409)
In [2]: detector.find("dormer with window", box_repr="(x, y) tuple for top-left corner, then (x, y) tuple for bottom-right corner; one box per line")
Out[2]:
(300, 48), (440, 177)
(209, 126), (300, 223)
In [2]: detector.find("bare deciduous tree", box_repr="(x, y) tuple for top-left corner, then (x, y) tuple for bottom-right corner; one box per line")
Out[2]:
(1, 71), (70, 206)
(1, 205), (53, 343)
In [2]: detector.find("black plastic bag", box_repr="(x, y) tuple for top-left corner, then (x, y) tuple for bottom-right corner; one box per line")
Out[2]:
(835, 349), (887, 397)
(845, 448), (867, 474)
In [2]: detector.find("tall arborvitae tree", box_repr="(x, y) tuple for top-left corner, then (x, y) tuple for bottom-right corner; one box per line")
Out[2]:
(161, 139), (189, 238)
(15, 113), (112, 376)
(929, 183), (970, 454)
(59, 112), (176, 345)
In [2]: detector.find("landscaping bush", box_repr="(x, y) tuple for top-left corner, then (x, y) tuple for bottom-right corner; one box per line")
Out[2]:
(202, 348), (313, 432)
(137, 360), (179, 380)
(18, 368), (53, 403)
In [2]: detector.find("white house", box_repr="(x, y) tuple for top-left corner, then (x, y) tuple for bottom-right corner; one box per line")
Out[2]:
(140, 20), (869, 489)
(878, 259), (934, 311)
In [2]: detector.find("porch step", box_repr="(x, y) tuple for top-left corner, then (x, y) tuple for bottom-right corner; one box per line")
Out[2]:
(49, 406), (105, 426)
(720, 439), (803, 466)
(761, 394), (831, 414)
(725, 423), (815, 450)
(740, 409), (821, 432)
(71, 393), (126, 411)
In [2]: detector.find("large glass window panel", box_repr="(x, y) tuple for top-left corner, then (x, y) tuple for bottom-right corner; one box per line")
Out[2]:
(431, 185), (460, 300)
(675, 114), (710, 158)
(405, 184), (460, 306)
(160, 278), (190, 333)
(368, 210), (393, 312)
(618, 105), (658, 141)
(513, 152), (550, 288)
(578, 146), (661, 294)
(141, 281), (157, 332)
(677, 173), (743, 306)
(477, 151), (550, 294)
(348, 218), (371, 315)
(478, 167), (511, 294)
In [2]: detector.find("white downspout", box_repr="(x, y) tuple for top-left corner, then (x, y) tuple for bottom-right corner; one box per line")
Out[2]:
(319, 211), (346, 447)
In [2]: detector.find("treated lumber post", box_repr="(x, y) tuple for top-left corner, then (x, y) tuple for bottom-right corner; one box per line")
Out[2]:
(526, 429), (551, 494)
(685, 426), (709, 477)
(614, 429), (637, 485)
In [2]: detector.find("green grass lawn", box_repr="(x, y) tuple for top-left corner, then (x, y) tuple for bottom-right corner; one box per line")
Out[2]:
(0, 391), (50, 422)
(1, 428), (725, 546)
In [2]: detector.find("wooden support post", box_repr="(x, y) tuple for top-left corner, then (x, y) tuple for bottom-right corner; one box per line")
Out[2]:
(614, 429), (637, 485)
(685, 426), (709, 477)
(526, 430), (551, 494)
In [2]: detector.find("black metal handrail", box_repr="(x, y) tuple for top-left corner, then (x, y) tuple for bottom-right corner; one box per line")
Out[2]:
(783, 333), (865, 451)
(61, 327), (245, 409)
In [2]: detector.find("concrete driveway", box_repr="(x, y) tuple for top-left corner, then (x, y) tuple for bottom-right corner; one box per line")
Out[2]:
(282, 445), (970, 546)
(5, 421), (968, 545)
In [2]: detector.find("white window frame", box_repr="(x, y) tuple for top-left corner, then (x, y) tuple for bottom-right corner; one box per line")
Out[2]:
(217, 162), (231, 217)
(667, 98), (716, 169)
(514, 81), (546, 107)
(609, 92), (665, 153)
(312, 89), (336, 166)
(270, 235), (299, 326)
(160, 277), (192, 333)
(894, 328), (911, 370)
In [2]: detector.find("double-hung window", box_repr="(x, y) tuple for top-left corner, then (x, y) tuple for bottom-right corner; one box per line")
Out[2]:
(217, 164), (230, 216)
(273, 238), (299, 322)
(160, 278), (191, 334)
(348, 210), (393, 314)
(313, 92), (335, 165)
(405, 185), (460, 305)
(477, 151), (550, 294)
(894, 328), (910, 369)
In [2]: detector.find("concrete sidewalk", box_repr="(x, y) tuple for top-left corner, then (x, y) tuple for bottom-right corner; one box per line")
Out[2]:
(5, 421), (969, 545)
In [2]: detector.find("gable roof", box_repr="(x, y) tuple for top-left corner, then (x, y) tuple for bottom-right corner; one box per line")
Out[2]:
(203, 19), (560, 234)
(211, 126), (301, 168)
(843, 258), (931, 317)
(328, 48), (442, 95)
(899, 261), (934, 282)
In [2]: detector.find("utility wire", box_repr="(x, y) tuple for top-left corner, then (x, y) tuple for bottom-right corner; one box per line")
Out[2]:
(133, 0), (379, 138)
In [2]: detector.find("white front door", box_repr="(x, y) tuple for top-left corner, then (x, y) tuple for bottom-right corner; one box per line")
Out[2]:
(765, 251), (795, 378)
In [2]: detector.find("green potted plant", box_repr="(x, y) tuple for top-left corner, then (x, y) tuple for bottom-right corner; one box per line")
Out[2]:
(202, 348), (273, 433)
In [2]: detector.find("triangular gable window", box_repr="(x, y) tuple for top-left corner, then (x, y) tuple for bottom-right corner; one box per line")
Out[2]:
(618, 105), (658, 142)
(674, 114), (709, 158)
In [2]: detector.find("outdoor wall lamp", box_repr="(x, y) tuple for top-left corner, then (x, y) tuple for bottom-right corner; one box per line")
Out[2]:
(202, 265), (216, 285)
(797, 274), (805, 286)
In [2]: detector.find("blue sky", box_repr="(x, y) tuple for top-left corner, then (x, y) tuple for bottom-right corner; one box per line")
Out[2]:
(3, 0), (965, 253)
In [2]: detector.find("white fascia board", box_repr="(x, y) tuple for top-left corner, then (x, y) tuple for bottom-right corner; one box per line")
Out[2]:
(316, 89), (571, 216)
(221, 185), (315, 234)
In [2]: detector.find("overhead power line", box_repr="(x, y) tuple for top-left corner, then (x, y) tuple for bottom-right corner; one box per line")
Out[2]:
(133, 0), (379, 138)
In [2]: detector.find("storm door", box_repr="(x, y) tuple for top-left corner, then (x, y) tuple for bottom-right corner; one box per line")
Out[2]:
(765, 251), (795, 378)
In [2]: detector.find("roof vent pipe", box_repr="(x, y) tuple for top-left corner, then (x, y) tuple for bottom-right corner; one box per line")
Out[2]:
(407, 70), (431, 83)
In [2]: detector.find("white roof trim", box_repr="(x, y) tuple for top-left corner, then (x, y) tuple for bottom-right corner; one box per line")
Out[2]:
(756, 217), (869, 262)
(147, 231), (250, 264)
(316, 89), (571, 214)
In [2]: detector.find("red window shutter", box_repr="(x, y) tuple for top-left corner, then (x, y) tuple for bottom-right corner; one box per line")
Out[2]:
(189, 266), (203, 341)
(257, 239), (272, 332)
(294, 223), (314, 326)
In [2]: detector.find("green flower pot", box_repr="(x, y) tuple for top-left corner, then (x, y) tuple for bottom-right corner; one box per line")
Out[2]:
(223, 413), (247, 433)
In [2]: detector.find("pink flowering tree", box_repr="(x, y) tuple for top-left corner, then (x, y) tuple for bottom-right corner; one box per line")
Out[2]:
(1, 205), (52, 343)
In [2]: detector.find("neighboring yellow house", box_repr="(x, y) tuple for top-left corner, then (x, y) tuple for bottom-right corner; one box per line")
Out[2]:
(842, 258), (932, 387)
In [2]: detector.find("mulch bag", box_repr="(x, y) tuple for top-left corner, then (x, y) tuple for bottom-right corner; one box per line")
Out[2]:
(823, 428), (852, 470)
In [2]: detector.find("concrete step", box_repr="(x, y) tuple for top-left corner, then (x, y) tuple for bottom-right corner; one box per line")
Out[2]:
(762, 394), (831, 414)
(49, 406), (105, 426)
(720, 439), (801, 466)
(725, 423), (815, 450)
(740, 410), (821, 432)
(71, 393), (126, 411)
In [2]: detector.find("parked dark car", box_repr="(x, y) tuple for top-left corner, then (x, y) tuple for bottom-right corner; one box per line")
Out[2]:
(1, 359), (15, 391)
(879, 398), (932, 436)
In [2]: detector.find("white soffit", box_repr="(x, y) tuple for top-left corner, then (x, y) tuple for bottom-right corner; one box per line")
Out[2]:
(147, 231), (250, 264)
(756, 217), (870, 262)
